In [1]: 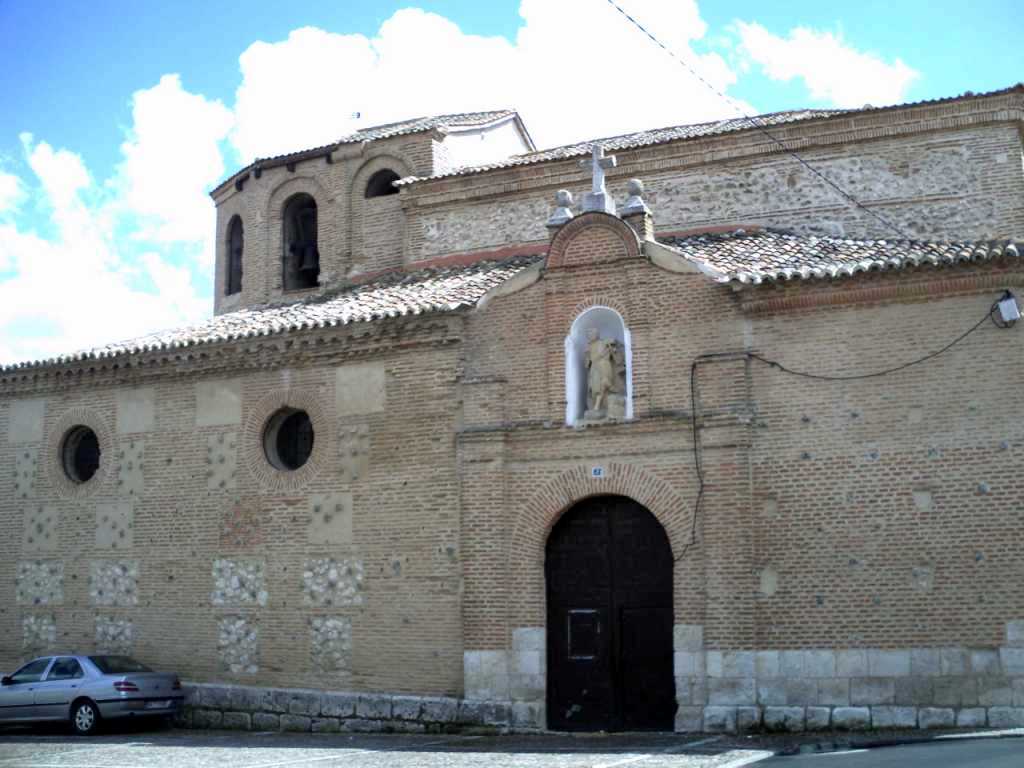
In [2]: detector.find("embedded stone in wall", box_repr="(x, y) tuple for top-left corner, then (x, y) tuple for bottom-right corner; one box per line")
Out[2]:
(14, 446), (38, 500)
(335, 364), (386, 415)
(16, 560), (63, 605)
(7, 398), (45, 444)
(338, 424), (369, 483)
(206, 432), (238, 492)
(95, 615), (134, 654)
(218, 616), (258, 674)
(90, 560), (139, 606)
(911, 565), (934, 591)
(758, 566), (779, 596)
(308, 493), (353, 545)
(301, 558), (364, 607)
(22, 613), (56, 652)
(310, 616), (352, 674)
(912, 490), (933, 512)
(22, 505), (58, 552)
(464, 650), (510, 701)
(195, 379), (242, 427)
(116, 388), (155, 434)
(211, 559), (268, 607)
(510, 628), (545, 703)
(95, 503), (134, 549)
(220, 497), (262, 548)
(116, 440), (145, 498)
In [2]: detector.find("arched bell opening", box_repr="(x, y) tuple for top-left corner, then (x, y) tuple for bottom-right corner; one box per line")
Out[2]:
(364, 168), (400, 198)
(545, 494), (675, 731)
(282, 193), (320, 290)
(226, 215), (243, 296)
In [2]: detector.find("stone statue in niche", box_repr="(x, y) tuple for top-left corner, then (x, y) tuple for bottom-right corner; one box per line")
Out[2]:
(584, 328), (627, 421)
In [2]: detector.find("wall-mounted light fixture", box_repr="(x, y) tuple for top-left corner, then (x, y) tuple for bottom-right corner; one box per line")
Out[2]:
(997, 290), (1021, 325)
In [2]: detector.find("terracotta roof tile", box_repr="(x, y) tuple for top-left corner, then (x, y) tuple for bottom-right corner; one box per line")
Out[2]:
(399, 83), (1024, 185)
(333, 110), (516, 145)
(657, 230), (1023, 285)
(400, 109), (847, 183)
(213, 111), (518, 195)
(1, 255), (541, 372)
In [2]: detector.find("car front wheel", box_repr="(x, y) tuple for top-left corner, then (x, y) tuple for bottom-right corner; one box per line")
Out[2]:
(71, 700), (100, 735)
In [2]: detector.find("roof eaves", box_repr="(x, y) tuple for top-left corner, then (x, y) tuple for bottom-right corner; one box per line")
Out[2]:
(210, 110), (520, 198)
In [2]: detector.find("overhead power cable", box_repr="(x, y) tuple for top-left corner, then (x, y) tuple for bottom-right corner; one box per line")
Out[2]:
(603, 0), (911, 240)
(678, 296), (1006, 562)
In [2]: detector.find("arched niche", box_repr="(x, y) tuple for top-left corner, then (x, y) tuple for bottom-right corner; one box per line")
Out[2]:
(565, 306), (633, 426)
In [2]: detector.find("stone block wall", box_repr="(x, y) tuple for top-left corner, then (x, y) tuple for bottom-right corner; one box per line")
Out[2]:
(674, 622), (1024, 733)
(178, 681), (540, 733)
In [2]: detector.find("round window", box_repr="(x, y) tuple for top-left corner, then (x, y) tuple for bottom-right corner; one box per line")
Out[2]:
(61, 425), (101, 483)
(263, 408), (314, 471)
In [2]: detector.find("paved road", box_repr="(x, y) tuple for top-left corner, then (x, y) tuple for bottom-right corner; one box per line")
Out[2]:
(1, 726), (1020, 768)
(761, 737), (1023, 767)
(0, 728), (769, 768)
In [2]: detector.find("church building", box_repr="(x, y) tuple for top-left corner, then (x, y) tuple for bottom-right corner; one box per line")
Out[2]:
(2, 85), (1023, 734)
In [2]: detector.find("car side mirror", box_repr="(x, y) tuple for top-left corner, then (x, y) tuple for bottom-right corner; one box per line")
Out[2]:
(1, 676), (12, 686)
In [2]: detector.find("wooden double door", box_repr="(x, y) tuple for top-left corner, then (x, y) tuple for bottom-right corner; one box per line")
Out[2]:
(545, 495), (675, 731)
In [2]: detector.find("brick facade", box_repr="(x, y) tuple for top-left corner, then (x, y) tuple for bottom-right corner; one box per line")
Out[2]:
(2, 87), (1023, 733)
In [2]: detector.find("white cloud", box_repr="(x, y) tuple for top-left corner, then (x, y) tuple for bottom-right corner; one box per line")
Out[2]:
(0, 170), (24, 215)
(0, 128), (212, 366)
(10, 1), (918, 365)
(733, 21), (919, 108)
(116, 74), (234, 244)
(230, 1), (745, 160)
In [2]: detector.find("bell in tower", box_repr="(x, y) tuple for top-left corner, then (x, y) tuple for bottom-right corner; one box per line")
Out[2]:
(283, 193), (320, 289)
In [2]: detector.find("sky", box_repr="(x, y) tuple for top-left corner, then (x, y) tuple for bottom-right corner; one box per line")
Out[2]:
(0, 0), (1020, 365)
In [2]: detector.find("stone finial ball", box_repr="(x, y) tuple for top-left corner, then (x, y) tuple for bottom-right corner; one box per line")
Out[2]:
(627, 178), (644, 196)
(555, 189), (573, 207)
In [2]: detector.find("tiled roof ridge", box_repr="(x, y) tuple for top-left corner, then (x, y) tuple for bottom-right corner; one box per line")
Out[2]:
(332, 109), (516, 145)
(211, 110), (518, 196)
(0, 254), (543, 374)
(507, 108), (845, 161)
(657, 229), (1023, 286)
(398, 82), (1024, 185)
(252, 252), (542, 312)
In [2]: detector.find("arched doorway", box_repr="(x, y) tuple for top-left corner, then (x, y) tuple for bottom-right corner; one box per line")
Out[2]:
(545, 495), (675, 731)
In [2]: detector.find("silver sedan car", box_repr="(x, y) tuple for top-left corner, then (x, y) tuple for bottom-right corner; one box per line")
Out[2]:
(0, 654), (183, 735)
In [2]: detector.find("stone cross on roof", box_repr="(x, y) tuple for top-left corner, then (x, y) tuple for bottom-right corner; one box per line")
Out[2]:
(579, 145), (618, 215)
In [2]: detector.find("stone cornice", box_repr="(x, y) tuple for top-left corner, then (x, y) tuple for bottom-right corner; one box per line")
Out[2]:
(0, 315), (464, 397)
(403, 90), (1024, 209)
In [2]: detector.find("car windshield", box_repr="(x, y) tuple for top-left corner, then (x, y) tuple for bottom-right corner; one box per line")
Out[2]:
(9, 658), (51, 684)
(88, 655), (153, 674)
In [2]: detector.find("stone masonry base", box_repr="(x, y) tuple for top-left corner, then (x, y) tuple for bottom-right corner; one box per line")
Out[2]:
(685, 704), (1023, 734)
(181, 683), (1023, 735)
(179, 683), (543, 734)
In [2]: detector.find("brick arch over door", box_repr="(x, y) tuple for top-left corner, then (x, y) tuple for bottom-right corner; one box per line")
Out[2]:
(506, 463), (692, 628)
